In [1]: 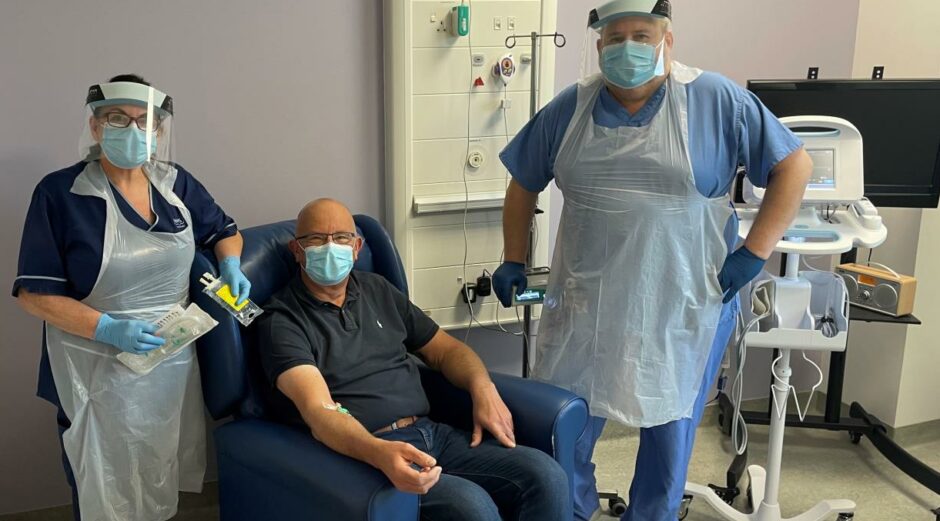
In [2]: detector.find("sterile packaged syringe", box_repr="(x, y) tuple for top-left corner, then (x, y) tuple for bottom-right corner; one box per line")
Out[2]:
(117, 303), (219, 375)
(199, 272), (263, 326)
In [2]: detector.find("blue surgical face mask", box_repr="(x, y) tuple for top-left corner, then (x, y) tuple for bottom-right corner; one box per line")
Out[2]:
(600, 37), (666, 90)
(304, 242), (355, 286)
(101, 126), (157, 169)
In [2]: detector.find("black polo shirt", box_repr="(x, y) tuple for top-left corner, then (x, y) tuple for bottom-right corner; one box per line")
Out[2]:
(258, 271), (439, 432)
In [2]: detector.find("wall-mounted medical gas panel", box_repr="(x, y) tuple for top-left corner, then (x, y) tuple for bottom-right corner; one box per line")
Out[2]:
(384, 0), (557, 330)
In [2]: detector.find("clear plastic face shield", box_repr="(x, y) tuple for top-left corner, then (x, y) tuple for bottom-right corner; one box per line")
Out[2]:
(79, 82), (175, 170)
(580, 4), (671, 84)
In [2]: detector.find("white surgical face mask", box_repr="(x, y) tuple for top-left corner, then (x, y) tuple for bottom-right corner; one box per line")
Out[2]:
(305, 242), (355, 286)
(600, 37), (666, 90)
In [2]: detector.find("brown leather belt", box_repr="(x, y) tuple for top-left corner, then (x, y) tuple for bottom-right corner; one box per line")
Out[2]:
(373, 416), (421, 435)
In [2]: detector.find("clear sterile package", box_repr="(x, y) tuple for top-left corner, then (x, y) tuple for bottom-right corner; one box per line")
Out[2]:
(117, 303), (218, 375)
(199, 272), (263, 327)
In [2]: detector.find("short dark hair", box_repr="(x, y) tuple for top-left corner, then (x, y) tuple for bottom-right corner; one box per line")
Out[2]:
(108, 74), (150, 86)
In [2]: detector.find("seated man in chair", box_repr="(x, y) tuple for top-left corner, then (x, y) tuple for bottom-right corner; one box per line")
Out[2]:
(258, 198), (568, 521)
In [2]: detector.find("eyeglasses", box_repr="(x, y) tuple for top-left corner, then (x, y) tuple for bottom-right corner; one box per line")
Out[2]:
(295, 231), (358, 247)
(98, 111), (164, 131)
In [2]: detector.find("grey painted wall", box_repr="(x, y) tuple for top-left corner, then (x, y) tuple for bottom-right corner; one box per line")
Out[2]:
(552, 0), (861, 96)
(0, 0), (861, 514)
(0, 0), (384, 514)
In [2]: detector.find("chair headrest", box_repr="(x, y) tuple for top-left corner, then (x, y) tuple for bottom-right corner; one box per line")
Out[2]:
(193, 215), (408, 419)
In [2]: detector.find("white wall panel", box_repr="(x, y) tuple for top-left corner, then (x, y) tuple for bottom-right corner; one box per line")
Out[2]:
(411, 1), (542, 49)
(425, 303), (533, 332)
(412, 222), (505, 268)
(413, 137), (513, 185)
(413, 263), (541, 321)
(387, 0), (556, 330)
(413, 48), (533, 95)
(413, 91), (532, 139)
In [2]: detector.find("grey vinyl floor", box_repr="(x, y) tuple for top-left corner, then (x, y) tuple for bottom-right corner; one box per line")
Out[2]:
(593, 402), (940, 521)
(4, 401), (938, 521)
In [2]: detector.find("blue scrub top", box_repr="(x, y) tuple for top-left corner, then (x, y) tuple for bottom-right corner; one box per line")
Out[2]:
(499, 70), (803, 249)
(13, 160), (238, 405)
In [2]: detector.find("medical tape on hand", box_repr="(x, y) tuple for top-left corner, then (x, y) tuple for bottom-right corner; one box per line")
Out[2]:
(323, 402), (350, 415)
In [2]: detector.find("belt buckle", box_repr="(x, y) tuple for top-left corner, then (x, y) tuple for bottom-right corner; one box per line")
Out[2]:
(374, 416), (417, 435)
(392, 416), (416, 431)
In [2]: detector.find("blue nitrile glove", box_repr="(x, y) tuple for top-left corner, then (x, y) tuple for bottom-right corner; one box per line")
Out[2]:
(493, 261), (527, 308)
(219, 256), (252, 306)
(93, 314), (165, 354)
(718, 246), (768, 304)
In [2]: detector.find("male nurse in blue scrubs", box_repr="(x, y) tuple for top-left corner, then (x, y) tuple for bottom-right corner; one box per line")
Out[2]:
(493, 1), (813, 520)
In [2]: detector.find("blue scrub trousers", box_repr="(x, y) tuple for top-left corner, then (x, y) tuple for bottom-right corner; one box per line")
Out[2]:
(573, 298), (738, 521)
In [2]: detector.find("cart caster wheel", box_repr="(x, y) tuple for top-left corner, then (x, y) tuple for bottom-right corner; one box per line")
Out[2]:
(609, 495), (627, 517)
(849, 432), (862, 444)
(720, 488), (736, 506)
(837, 513), (854, 520)
(677, 495), (692, 520)
(707, 484), (739, 505)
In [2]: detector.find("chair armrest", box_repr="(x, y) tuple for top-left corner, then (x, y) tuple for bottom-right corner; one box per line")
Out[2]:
(191, 251), (247, 420)
(419, 367), (588, 513)
(215, 418), (418, 521)
(419, 367), (589, 455)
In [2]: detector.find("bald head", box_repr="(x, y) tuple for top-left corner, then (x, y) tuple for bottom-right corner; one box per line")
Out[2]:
(290, 198), (363, 287)
(296, 198), (356, 238)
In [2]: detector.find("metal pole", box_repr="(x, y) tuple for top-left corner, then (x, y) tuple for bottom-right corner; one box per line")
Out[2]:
(521, 32), (539, 378)
(760, 249), (804, 513)
(825, 248), (858, 423)
(504, 30), (564, 378)
(529, 31), (538, 119)
(523, 304), (531, 378)
(760, 347), (790, 515)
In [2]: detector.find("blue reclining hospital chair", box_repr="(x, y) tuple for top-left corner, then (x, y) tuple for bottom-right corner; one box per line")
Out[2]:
(191, 217), (589, 521)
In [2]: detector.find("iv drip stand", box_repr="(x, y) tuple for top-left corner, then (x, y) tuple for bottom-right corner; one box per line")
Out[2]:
(505, 31), (565, 378)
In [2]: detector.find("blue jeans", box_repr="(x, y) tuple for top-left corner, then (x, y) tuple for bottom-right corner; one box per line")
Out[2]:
(573, 298), (739, 521)
(377, 418), (570, 521)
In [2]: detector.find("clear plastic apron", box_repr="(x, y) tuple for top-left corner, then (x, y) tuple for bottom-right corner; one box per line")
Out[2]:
(45, 161), (206, 521)
(536, 63), (734, 427)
